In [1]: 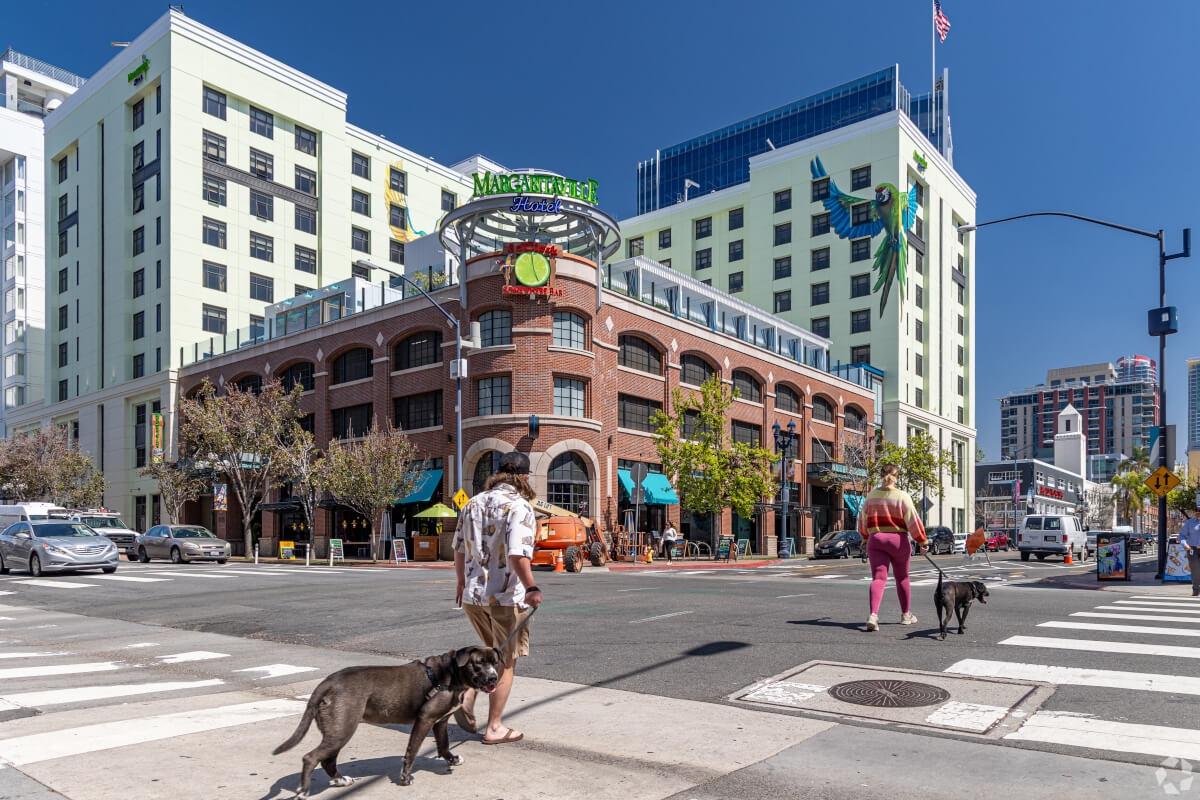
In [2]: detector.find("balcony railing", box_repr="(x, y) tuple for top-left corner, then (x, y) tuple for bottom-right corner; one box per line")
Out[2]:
(1, 49), (87, 88)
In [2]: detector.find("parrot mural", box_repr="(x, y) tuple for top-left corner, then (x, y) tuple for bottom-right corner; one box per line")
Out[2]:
(810, 155), (920, 317)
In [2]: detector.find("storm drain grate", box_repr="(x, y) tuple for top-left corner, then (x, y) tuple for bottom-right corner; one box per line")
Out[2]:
(828, 679), (950, 708)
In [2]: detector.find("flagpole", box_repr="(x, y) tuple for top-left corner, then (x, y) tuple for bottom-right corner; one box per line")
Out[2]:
(931, 0), (937, 145)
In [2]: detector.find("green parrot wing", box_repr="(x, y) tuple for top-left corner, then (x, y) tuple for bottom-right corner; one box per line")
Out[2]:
(902, 184), (920, 232)
(810, 156), (884, 240)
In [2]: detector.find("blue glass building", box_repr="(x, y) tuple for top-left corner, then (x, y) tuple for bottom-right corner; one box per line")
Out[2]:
(636, 66), (951, 214)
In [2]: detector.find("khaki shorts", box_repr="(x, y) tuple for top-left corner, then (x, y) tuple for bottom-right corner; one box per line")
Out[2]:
(463, 601), (531, 659)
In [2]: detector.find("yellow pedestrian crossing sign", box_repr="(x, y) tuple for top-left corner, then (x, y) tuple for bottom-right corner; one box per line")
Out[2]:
(1144, 466), (1181, 498)
(452, 489), (470, 510)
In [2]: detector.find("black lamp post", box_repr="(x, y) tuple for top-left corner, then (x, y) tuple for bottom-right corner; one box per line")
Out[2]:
(772, 420), (798, 559)
(960, 213), (1190, 580)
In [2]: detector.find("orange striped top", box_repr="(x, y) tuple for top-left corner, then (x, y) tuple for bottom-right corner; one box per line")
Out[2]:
(856, 487), (926, 543)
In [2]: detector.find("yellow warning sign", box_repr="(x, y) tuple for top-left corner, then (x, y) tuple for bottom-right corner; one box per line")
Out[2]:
(452, 489), (470, 510)
(1144, 466), (1182, 498)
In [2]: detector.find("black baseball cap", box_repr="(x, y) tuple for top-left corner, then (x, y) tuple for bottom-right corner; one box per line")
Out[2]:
(497, 451), (531, 475)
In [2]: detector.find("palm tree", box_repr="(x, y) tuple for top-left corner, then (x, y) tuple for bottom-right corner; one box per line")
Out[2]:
(1118, 446), (1150, 474)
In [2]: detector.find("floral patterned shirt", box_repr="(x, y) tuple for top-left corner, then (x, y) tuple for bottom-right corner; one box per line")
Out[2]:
(453, 483), (537, 608)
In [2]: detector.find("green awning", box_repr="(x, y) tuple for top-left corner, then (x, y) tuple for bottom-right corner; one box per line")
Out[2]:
(617, 468), (635, 498)
(844, 493), (864, 516)
(642, 473), (679, 505)
(399, 468), (443, 504)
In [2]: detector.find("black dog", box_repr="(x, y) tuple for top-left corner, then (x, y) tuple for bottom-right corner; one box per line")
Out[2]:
(934, 571), (989, 640)
(274, 646), (504, 797)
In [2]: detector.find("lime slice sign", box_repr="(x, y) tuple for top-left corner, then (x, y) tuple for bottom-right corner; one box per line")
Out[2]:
(513, 252), (551, 287)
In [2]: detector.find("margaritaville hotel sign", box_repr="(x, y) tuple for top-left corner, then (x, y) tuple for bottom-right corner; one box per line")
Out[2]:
(472, 171), (600, 212)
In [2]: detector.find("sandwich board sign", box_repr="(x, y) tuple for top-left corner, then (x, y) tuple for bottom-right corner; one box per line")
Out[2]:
(278, 540), (295, 560)
(393, 540), (408, 564)
(329, 538), (345, 564)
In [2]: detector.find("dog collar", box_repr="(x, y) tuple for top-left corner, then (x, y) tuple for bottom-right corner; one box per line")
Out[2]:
(422, 663), (448, 699)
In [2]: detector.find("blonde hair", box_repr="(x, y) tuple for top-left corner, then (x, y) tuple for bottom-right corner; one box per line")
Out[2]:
(880, 464), (900, 486)
(484, 471), (537, 501)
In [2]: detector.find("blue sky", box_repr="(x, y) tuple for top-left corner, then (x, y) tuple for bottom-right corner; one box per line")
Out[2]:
(8, 1), (1199, 459)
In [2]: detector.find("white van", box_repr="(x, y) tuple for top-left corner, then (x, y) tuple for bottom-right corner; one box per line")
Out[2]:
(1018, 514), (1087, 562)
(0, 503), (72, 531)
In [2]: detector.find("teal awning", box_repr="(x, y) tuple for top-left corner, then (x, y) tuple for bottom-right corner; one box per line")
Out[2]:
(844, 493), (864, 516)
(399, 469), (443, 504)
(617, 468), (635, 498)
(642, 473), (679, 505)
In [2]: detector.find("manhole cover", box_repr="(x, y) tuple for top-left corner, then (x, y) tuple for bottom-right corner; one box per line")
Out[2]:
(828, 679), (950, 708)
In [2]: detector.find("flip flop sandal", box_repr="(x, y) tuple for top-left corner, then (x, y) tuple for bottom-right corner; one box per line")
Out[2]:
(481, 730), (524, 745)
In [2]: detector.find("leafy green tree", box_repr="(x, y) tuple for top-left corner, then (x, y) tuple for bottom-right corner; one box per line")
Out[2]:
(0, 427), (105, 507)
(1111, 469), (1151, 528)
(651, 376), (776, 539)
(1167, 475), (1199, 518)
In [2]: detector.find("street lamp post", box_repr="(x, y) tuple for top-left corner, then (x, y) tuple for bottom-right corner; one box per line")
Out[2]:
(959, 213), (1190, 579)
(772, 420), (798, 559)
(355, 260), (479, 496)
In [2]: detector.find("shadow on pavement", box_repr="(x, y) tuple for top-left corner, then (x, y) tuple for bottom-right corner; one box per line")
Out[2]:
(786, 618), (864, 632)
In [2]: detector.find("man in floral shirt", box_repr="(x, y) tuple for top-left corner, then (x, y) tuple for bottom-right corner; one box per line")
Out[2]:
(453, 451), (543, 745)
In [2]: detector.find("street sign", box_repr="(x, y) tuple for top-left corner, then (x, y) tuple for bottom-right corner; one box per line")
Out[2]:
(1144, 466), (1181, 498)
(452, 489), (469, 510)
(920, 497), (933, 514)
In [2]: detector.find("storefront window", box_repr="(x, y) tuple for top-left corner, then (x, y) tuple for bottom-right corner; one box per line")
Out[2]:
(618, 335), (661, 375)
(680, 354), (715, 387)
(394, 330), (442, 370)
(548, 453), (589, 515)
(812, 396), (835, 423)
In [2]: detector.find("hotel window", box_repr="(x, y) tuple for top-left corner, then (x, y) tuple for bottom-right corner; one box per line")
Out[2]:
(956, 282), (966, 305)
(627, 237), (644, 258)
(851, 165), (871, 190)
(351, 189), (370, 217)
(295, 284), (312, 296)
(694, 248), (711, 270)
(914, 388), (924, 408)
(729, 239), (744, 262)
(133, 183), (145, 213)
(295, 166), (316, 195)
(851, 238), (870, 262)
(811, 316), (830, 338)
(618, 335), (661, 375)
(249, 232), (274, 262)
(249, 315), (264, 341)
(618, 394), (661, 432)
(811, 282), (829, 305)
(774, 256), (792, 279)
(280, 362), (314, 393)
(389, 239), (405, 265)
(957, 345), (964, 366)
(851, 274), (870, 298)
(728, 271), (744, 294)
(58, 231), (68, 256)
(695, 217), (712, 239)
(915, 285), (924, 309)
(912, 182), (925, 206)
(479, 309), (513, 347)
(250, 190), (273, 221)
(958, 375), (965, 396)
(203, 261), (226, 292)
(914, 250), (924, 275)
(389, 167), (406, 193)
(351, 152), (370, 179)
(957, 314), (965, 335)
(58, 268), (69, 294)
(914, 319), (924, 342)
(332, 348), (373, 384)
(395, 390), (443, 430)
(351, 227), (370, 253)
(915, 354), (924, 376)
(58, 305), (69, 330)
(202, 304), (226, 334)
(774, 222), (792, 246)
(477, 376), (512, 416)
(851, 309), (871, 334)
(732, 420), (761, 446)
(203, 87), (226, 119)
(552, 311), (585, 350)
(812, 213), (830, 236)
(733, 370), (761, 403)
(811, 177), (830, 201)
(249, 149), (273, 180)
(249, 106), (274, 138)
(295, 246), (317, 275)
(389, 204), (405, 228)
(57, 156), (68, 183)
(776, 384), (801, 413)
(132, 353), (145, 379)
(958, 407), (965, 424)
(812, 396), (834, 423)
(133, 227), (145, 256)
(351, 263), (370, 279)
(395, 330), (442, 370)
(58, 194), (69, 220)
(914, 217), (924, 240)
(851, 345), (871, 364)
(295, 206), (316, 234)
(58, 343), (68, 368)
(133, 311), (145, 340)
(132, 142), (145, 170)
(658, 228), (671, 249)
(958, 253), (966, 274)
(332, 403), (373, 439)
(811, 247), (830, 271)
(728, 207), (744, 230)
(851, 203), (872, 226)
(553, 377), (586, 418)
(441, 190), (457, 212)
(202, 130), (226, 162)
(680, 354), (714, 387)
(294, 125), (317, 155)
(660, 258), (671, 268)
(773, 290), (791, 313)
(249, 273), (274, 303)
(774, 188), (792, 213)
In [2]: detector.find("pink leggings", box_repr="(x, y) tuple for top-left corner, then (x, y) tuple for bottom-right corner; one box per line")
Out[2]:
(867, 532), (911, 615)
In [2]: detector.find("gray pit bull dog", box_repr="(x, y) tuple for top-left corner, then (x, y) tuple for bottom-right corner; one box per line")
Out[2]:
(274, 646), (504, 797)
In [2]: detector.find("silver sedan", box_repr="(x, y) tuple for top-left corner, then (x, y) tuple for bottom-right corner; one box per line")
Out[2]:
(134, 525), (230, 564)
(0, 521), (120, 577)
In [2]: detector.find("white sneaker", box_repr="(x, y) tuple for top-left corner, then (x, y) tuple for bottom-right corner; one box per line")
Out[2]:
(865, 613), (879, 632)
(900, 612), (918, 626)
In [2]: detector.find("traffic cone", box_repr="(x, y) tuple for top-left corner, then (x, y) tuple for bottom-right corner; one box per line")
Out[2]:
(554, 551), (565, 573)
(1064, 550), (1073, 565)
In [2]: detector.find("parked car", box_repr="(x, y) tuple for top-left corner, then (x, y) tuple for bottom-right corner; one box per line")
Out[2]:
(134, 525), (230, 564)
(69, 510), (140, 560)
(952, 533), (968, 554)
(0, 520), (119, 577)
(813, 530), (864, 559)
(1128, 532), (1153, 553)
(985, 530), (1012, 552)
(1017, 514), (1086, 562)
(924, 527), (955, 555)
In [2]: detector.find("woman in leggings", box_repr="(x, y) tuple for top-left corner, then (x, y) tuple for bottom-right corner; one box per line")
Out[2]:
(857, 464), (927, 631)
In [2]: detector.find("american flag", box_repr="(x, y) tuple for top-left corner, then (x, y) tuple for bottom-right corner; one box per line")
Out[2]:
(934, 1), (951, 42)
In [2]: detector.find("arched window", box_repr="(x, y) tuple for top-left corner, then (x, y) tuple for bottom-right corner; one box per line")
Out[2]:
(472, 451), (502, 493)
(680, 354), (715, 387)
(618, 335), (661, 375)
(233, 375), (262, 394)
(279, 361), (314, 393)
(732, 370), (762, 403)
(812, 395), (835, 423)
(331, 347), (373, 384)
(394, 330), (442, 370)
(552, 312), (586, 350)
(845, 406), (867, 432)
(547, 452), (589, 515)
(776, 384), (801, 413)
(478, 309), (512, 347)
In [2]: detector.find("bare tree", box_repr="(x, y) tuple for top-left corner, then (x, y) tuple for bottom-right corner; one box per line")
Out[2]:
(139, 460), (207, 523)
(276, 425), (326, 544)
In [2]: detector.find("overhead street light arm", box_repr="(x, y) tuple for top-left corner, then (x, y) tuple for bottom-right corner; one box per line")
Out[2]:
(957, 211), (1159, 241)
(355, 259), (459, 330)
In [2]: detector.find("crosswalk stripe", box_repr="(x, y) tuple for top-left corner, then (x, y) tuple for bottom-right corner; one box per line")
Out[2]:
(910, 579), (938, 586)
(157, 651), (228, 664)
(1113, 600), (1200, 609)
(1004, 710), (1200, 759)
(1072, 611), (1200, 624)
(946, 658), (1200, 696)
(0, 679), (224, 708)
(1095, 604), (1200, 615)
(140, 571), (236, 580)
(1129, 596), (1200, 602)
(0, 652), (68, 660)
(0, 697), (303, 766)
(13, 579), (97, 589)
(1002, 635), (1200, 659)
(90, 575), (169, 583)
(1039, 620), (1200, 638)
(233, 664), (316, 679)
(0, 661), (122, 679)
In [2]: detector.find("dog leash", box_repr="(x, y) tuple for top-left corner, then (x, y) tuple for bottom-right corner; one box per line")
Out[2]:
(921, 549), (948, 579)
(496, 605), (537, 657)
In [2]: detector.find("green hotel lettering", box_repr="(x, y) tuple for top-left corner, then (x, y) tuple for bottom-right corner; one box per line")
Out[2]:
(472, 172), (599, 205)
